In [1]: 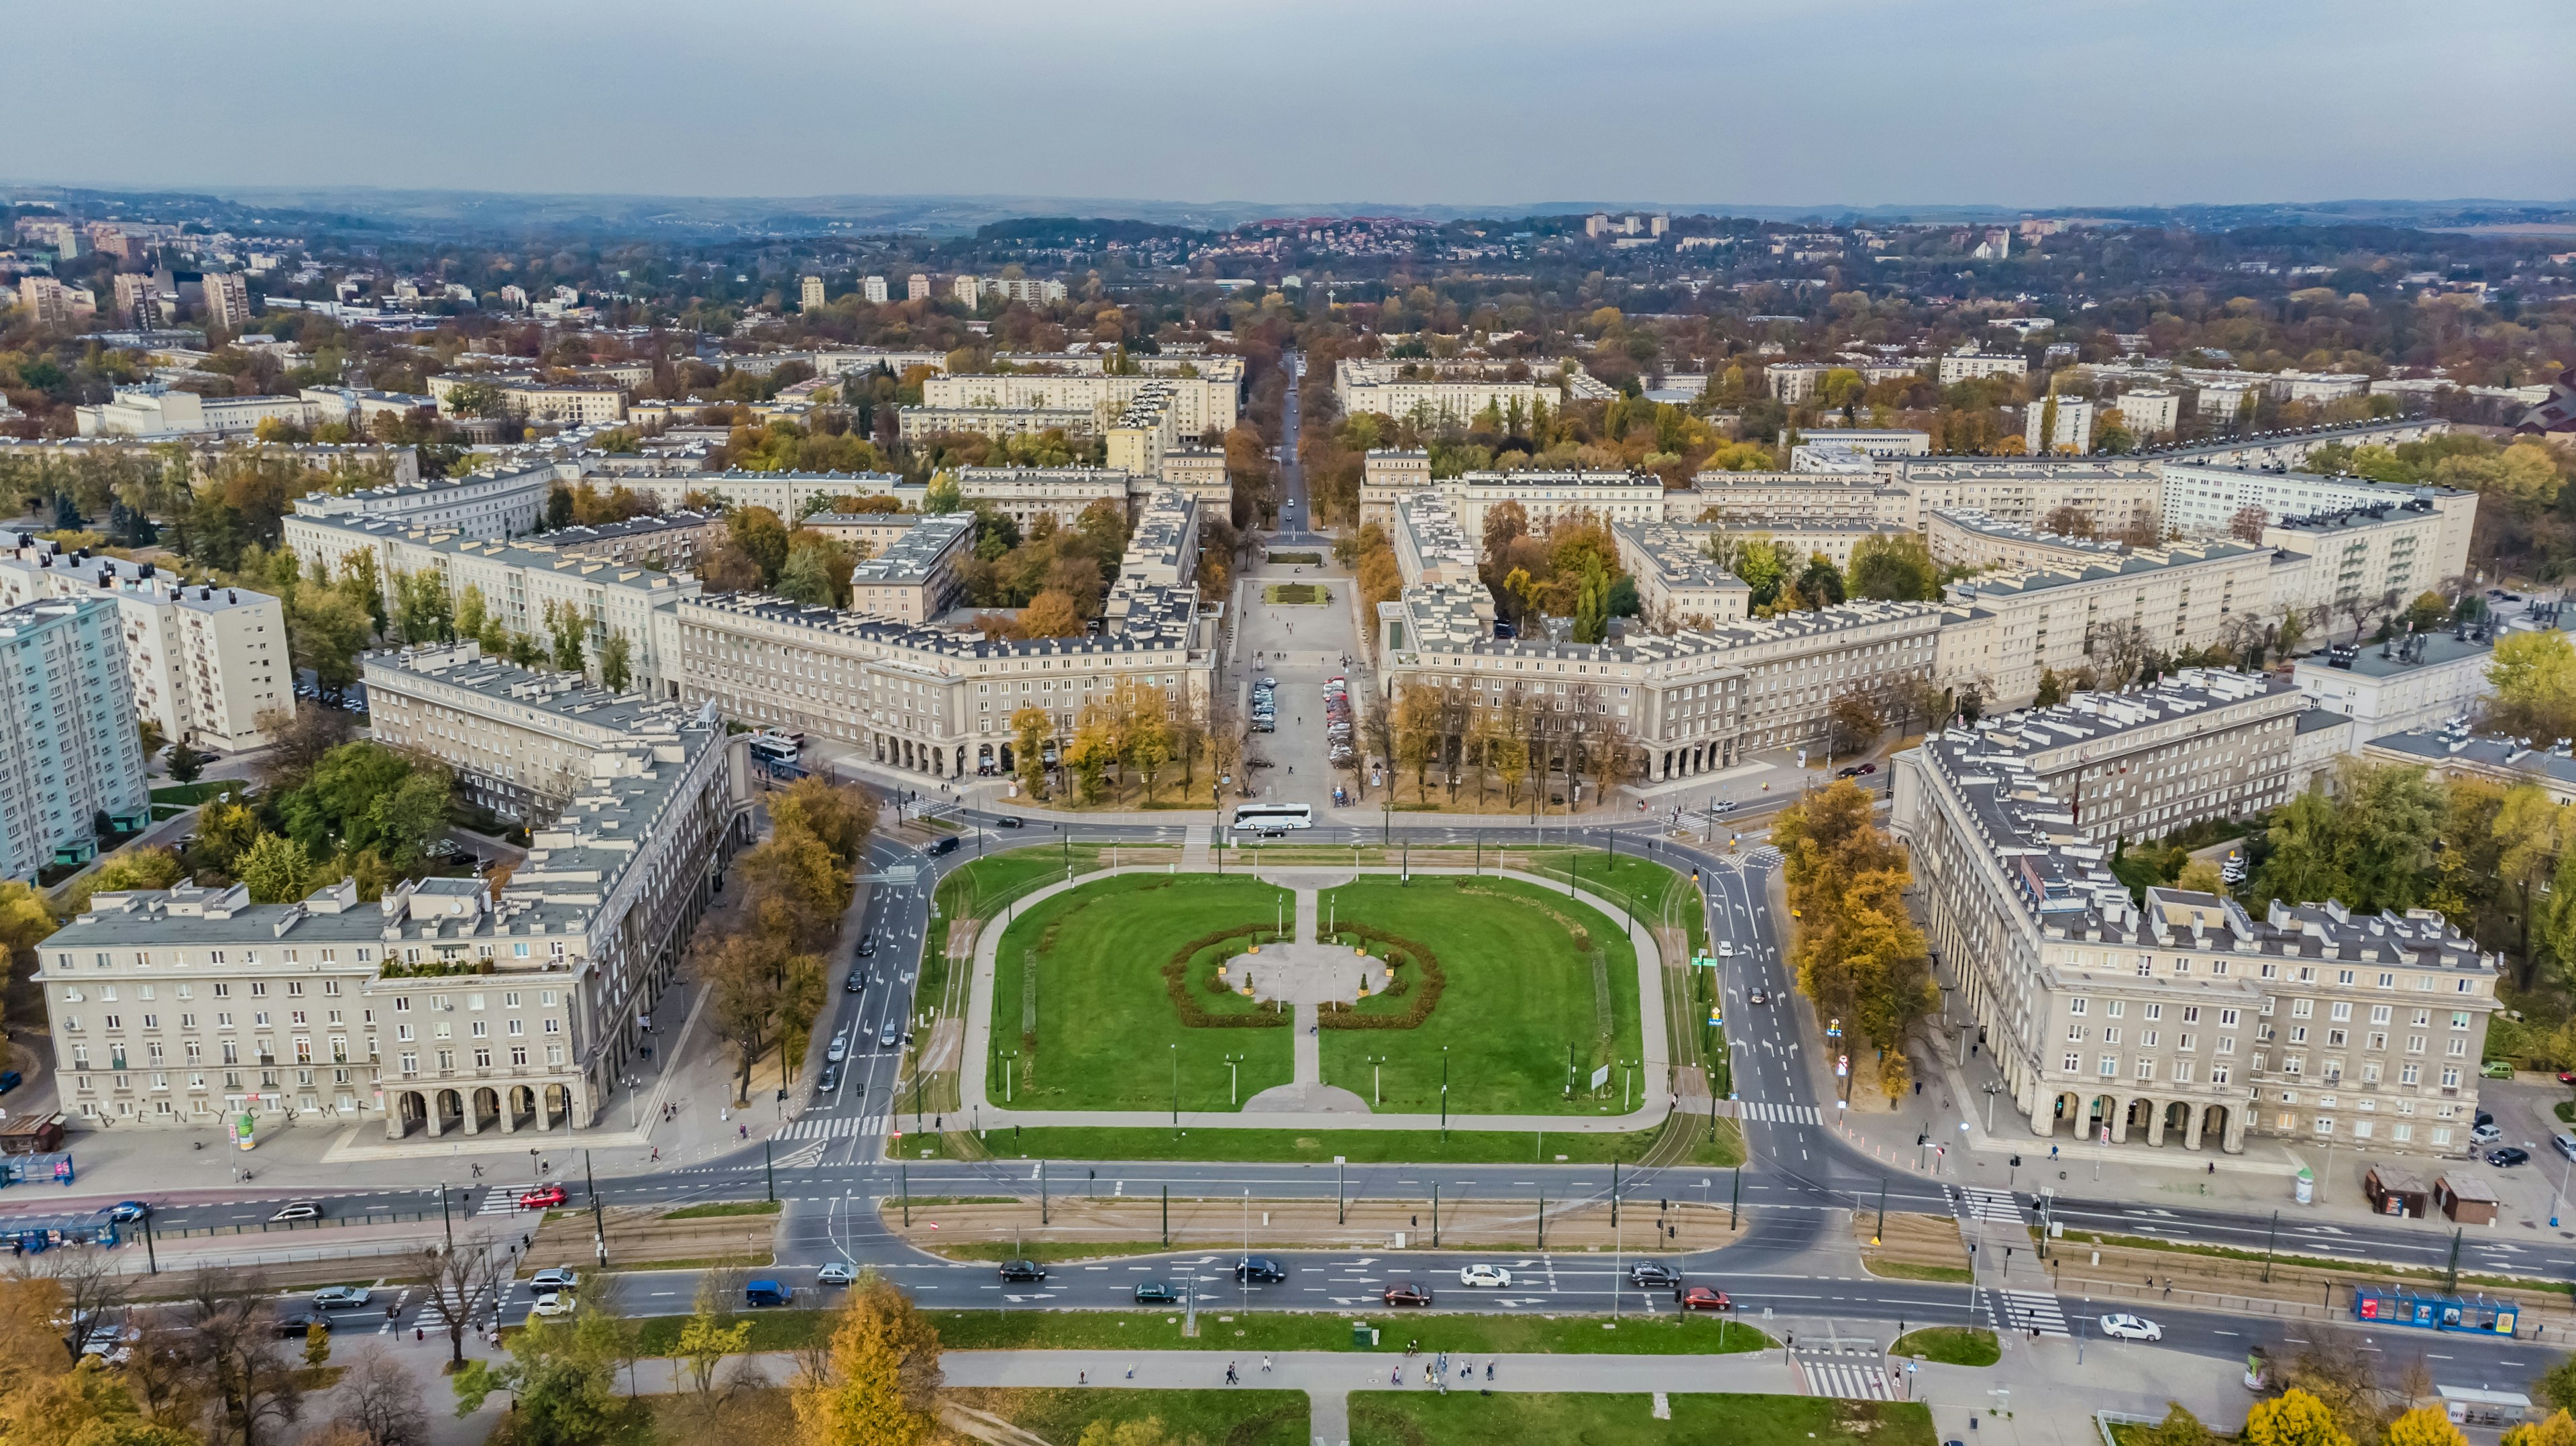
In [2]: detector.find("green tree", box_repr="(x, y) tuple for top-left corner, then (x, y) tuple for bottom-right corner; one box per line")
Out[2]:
(1848, 533), (1938, 601)
(291, 590), (373, 698)
(2034, 669), (2066, 709)
(922, 472), (962, 515)
(2488, 631), (2576, 742)
(452, 1284), (645, 1446)
(1012, 707), (1050, 801)
(544, 602), (588, 675)
(237, 833), (315, 905)
(729, 507), (791, 585)
(775, 544), (841, 606)
(672, 1282), (751, 1399)
(165, 741), (206, 784)
(597, 635), (632, 694)
(302, 1321), (331, 1370)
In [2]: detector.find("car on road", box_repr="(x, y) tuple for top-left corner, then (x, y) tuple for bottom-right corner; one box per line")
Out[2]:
(1627, 1262), (1680, 1288)
(1682, 1286), (1731, 1312)
(0, 1070), (23, 1095)
(1716, 940), (1734, 959)
(2097, 1313), (2162, 1341)
(845, 970), (865, 994)
(996, 817), (1023, 829)
(1749, 988), (1767, 1006)
(1856, 763), (1876, 775)
(530, 1269), (579, 1291)
(103, 1200), (150, 1223)
(269, 1201), (322, 1223)
(1458, 1263), (1512, 1288)
(1382, 1282), (1434, 1306)
(817, 1064), (839, 1092)
(519, 1185), (568, 1210)
(878, 1021), (901, 1050)
(826, 1032), (849, 1063)
(856, 935), (876, 957)
(1233, 1257), (1287, 1284)
(312, 1286), (372, 1310)
(1835, 766), (1860, 779)
(997, 1260), (1046, 1282)
(1132, 1281), (1181, 1305)
(818, 1262), (856, 1286)
(274, 1312), (328, 1338)
(2471, 1122), (2504, 1145)
(80, 1324), (138, 1363)
(2488, 1146), (2532, 1168)
(927, 837), (959, 856)
(2555, 1133), (2576, 1164)
(745, 1280), (793, 1307)
(530, 1292), (574, 1318)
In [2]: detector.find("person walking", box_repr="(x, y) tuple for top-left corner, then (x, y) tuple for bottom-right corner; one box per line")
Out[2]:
(1261, 1355), (1272, 1374)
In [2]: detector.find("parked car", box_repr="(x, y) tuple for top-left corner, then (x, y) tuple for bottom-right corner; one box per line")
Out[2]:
(1233, 1257), (1287, 1284)
(745, 1280), (792, 1307)
(80, 1324), (138, 1364)
(2098, 1313), (2162, 1341)
(2482, 1060), (2516, 1080)
(817, 1262), (856, 1286)
(312, 1286), (372, 1310)
(996, 1260), (1046, 1283)
(519, 1185), (568, 1210)
(2471, 1122), (2504, 1145)
(103, 1201), (150, 1223)
(268, 1201), (322, 1223)
(2489, 1146), (2532, 1168)
(529, 1268), (579, 1291)
(1458, 1263), (1512, 1288)
(1132, 1281), (1181, 1304)
(1382, 1282), (1434, 1306)
(1682, 1286), (1731, 1312)
(1627, 1262), (1680, 1288)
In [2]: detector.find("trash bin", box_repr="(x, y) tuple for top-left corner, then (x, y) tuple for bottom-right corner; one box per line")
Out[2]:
(1352, 1323), (1377, 1347)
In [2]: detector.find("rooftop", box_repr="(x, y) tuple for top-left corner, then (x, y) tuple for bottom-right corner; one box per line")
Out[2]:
(848, 512), (973, 586)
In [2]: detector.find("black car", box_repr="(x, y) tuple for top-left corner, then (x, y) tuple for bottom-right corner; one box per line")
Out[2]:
(2489, 1146), (2532, 1168)
(817, 1064), (839, 1092)
(856, 935), (876, 958)
(275, 1312), (329, 1339)
(1132, 1281), (1181, 1304)
(1233, 1257), (1287, 1284)
(1628, 1262), (1680, 1288)
(927, 837), (959, 857)
(997, 1259), (1046, 1282)
(996, 817), (1023, 829)
(845, 970), (865, 994)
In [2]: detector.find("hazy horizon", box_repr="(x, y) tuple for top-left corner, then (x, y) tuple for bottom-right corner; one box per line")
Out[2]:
(3, 0), (2565, 211)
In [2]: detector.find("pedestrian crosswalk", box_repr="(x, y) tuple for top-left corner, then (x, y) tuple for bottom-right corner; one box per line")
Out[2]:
(1803, 1359), (1892, 1400)
(1745, 846), (1784, 868)
(474, 1188), (532, 1216)
(1992, 1288), (2070, 1338)
(1955, 1186), (2023, 1223)
(777, 1114), (884, 1141)
(1736, 1100), (1823, 1125)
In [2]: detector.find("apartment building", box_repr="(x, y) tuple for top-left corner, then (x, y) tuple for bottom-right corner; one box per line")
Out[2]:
(1608, 523), (1753, 628)
(1790, 443), (1878, 476)
(917, 369), (1238, 437)
(1799, 428), (1932, 460)
(287, 466), (551, 537)
(280, 515), (701, 698)
(2363, 727), (2576, 807)
(1894, 729), (2500, 1157)
(1926, 509), (2131, 572)
(1765, 362), (1833, 405)
(1393, 493), (1484, 589)
(2261, 501), (2455, 622)
(34, 688), (750, 1137)
(531, 510), (727, 573)
(797, 512), (926, 560)
(800, 276), (826, 311)
(1892, 460), (2161, 536)
(1677, 473), (1913, 529)
(0, 538), (289, 750)
(364, 643), (680, 822)
(899, 404), (1095, 441)
(1119, 490), (1199, 588)
(0, 597), (150, 881)
(1937, 353), (2029, 384)
(2025, 396), (2097, 455)
(1938, 539), (2274, 709)
(15, 276), (93, 327)
(76, 388), (313, 439)
(845, 513), (974, 624)
(203, 272), (252, 329)
(1334, 359), (1550, 429)
(2292, 631), (2494, 752)
(1104, 384), (1181, 480)
(2161, 462), (2477, 582)
(862, 276), (889, 304)
(1424, 468), (1668, 536)
(947, 468), (1133, 531)
(502, 382), (627, 427)
(907, 274), (932, 302)
(2108, 389), (2182, 436)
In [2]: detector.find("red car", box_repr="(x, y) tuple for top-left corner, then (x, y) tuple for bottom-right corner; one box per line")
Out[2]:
(1682, 1286), (1731, 1312)
(517, 1185), (568, 1210)
(1382, 1282), (1434, 1307)
(2559, 1070), (2576, 1085)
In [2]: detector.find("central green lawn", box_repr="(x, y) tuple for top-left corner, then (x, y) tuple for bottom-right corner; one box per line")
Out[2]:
(952, 1387), (1307, 1446)
(1350, 1393), (1935, 1446)
(992, 873), (1295, 1111)
(1890, 1325), (1999, 1365)
(932, 1122), (1700, 1164)
(1319, 876), (1644, 1115)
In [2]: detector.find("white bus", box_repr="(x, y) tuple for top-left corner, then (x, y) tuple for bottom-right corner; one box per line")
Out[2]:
(747, 733), (800, 766)
(1230, 803), (1313, 835)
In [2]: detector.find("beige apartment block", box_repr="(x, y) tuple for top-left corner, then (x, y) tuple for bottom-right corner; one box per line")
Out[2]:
(845, 514), (974, 624)
(1937, 540), (2275, 709)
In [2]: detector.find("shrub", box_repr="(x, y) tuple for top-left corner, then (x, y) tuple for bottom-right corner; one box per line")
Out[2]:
(1161, 927), (1289, 1029)
(1320, 924), (1445, 1030)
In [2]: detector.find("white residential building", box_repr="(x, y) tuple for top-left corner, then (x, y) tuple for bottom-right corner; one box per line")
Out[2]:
(0, 597), (150, 880)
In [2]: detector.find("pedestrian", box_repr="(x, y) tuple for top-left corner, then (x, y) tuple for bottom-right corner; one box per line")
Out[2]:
(1079, 1370), (1087, 1386)
(649, 1147), (659, 1162)
(1486, 1361), (1494, 1382)
(1262, 1355), (1271, 1373)
(415, 1327), (423, 1342)
(1126, 1366), (1135, 1380)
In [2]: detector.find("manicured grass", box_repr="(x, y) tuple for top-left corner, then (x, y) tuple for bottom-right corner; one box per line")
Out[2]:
(950, 1387), (1308, 1446)
(2556, 1100), (2573, 1124)
(927, 1124), (1682, 1164)
(927, 1310), (1774, 1356)
(149, 780), (241, 805)
(1351, 1392), (1935, 1446)
(1263, 583), (1330, 604)
(1265, 552), (1324, 565)
(991, 873), (1295, 1111)
(661, 1200), (780, 1220)
(1864, 1261), (1972, 1284)
(934, 845), (1108, 925)
(1318, 876), (1644, 1115)
(1890, 1325), (1999, 1365)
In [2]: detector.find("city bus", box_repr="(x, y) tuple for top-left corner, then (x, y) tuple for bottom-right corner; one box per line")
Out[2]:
(747, 733), (800, 767)
(1230, 803), (1313, 835)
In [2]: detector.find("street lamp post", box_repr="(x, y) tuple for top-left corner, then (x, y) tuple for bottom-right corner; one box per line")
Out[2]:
(1368, 1054), (1389, 1106)
(1440, 1047), (1450, 1141)
(1225, 1052), (1246, 1107)
(1169, 1045), (1179, 1139)
(1983, 1080), (2002, 1134)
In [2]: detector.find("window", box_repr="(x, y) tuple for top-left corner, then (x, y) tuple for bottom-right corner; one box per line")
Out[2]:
(2098, 1055), (2118, 1078)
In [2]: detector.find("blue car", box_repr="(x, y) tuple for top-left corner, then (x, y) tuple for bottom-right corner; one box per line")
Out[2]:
(104, 1201), (149, 1223)
(0, 1070), (21, 1096)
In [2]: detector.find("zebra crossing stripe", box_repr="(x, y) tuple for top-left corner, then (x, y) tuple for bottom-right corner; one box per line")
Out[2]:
(1956, 1187), (2023, 1223)
(1994, 1289), (2070, 1338)
(1804, 1360), (1892, 1400)
(780, 1115), (884, 1140)
(1738, 1101), (1823, 1125)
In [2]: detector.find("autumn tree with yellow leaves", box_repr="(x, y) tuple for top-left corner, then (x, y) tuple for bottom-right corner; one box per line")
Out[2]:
(1772, 779), (1937, 1102)
(792, 1274), (943, 1446)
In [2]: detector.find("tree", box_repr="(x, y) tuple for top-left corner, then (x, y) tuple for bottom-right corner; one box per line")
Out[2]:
(767, 777), (878, 866)
(1010, 707), (1051, 801)
(411, 1239), (502, 1370)
(291, 590), (374, 699)
(2174, 858), (2229, 896)
(2241, 1389), (2355, 1446)
(336, 1345), (427, 1446)
(301, 1321), (331, 1370)
(165, 740), (206, 784)
(2540, 1355), (2576, 1415)
(673, 1278), (754, 1400)
(2507, 1413), (2576, 1446)
(544, 601), (588, 675)
(182, 1268), (307, 1446)
(790, 1275), (942, 1446)
(922, 472), (962, 515)
(2384, 1408), (2469, 1446)
(2041, 503), (2096, 539)
(2034, 668), (2066, 709)
(236, 833), (314, 905)
(729, 507), (791, 585)
(451, 1281), (644, 1446)
(2137, 1404), (2215, 1446)
(1014, 590), (1086, 639)
(1827, 694), (1883, 756)
(592, 634), (633, 694)
(1848, 533), (1939, 601)
(2487, 631), (2576, 743)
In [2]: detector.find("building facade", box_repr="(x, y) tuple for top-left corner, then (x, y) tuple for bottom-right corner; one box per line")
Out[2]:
(0, 597), (150, 880)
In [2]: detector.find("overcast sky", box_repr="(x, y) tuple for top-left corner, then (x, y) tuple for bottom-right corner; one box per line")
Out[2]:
(7, 0), (2566, 210)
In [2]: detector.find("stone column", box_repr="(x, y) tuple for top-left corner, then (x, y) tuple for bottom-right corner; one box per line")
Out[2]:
(2184, 1102), (2205, 1151)
(2147, 1098), (2167, 1147)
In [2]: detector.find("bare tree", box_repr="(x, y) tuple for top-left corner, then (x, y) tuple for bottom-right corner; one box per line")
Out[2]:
(183, 1268), (305, 1446)
(336, 1345), (427, 1446)
(412, 1237), (504, 1369)
(38, 1247), (129, 1362)
(2217, 612), (2269, 668)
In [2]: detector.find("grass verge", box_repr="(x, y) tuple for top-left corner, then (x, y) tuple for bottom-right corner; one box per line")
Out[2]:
(1890, 1326), (1999, 1365)
(920, 1239), (1182, 1264)
(1864, 1261), (1972, 1284)
(1349, 1392), (1934, 1446)
(948, 1386), (1308, 1446)
(922, 1124), (1690, 1164)
(661, 1200), (782, 1220)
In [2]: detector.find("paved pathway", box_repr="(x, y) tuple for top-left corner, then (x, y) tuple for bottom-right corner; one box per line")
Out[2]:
(957, 866), (1673, 1134)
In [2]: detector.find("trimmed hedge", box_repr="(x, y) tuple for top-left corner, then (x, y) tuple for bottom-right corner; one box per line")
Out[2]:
(1318, 924), (1444, 1031)
(1161, 928), (1289, 1029)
